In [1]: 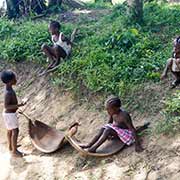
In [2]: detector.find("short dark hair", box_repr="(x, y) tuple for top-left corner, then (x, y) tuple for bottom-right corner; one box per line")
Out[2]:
(49, 21), (61, 30)
(105, 96), (121, 108)
(1, 70), (16, 84)
(174, 36), (180, 46)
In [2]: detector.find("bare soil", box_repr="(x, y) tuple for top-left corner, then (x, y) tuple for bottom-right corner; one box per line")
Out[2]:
(0, 62), (180, 180)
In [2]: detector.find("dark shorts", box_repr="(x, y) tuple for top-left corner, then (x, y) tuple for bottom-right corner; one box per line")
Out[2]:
(55, 45), (67, 59)
(172, 71), (180, 79)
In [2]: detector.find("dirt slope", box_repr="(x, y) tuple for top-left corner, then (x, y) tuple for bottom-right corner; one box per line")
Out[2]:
(0, 62), (180, 180)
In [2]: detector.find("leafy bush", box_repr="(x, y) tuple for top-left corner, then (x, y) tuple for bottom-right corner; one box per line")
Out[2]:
(0, 19), (50, 62)
(0, 2), (180, 94)
(155, 92), (180, 135)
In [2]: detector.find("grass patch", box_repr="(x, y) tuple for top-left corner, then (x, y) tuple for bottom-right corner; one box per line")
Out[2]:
(0, 2), (180, 96)
(155, 91), (180, 135)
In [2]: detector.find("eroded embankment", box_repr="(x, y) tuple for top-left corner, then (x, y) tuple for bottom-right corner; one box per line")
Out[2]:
(0, 62), (180, 180)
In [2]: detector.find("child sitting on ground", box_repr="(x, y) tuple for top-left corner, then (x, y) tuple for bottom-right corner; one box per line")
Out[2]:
(161, 36), (180, 88)
(41, 21), (72, 70)
(80, 96), (143, 153)
(1, 70), (26, 157)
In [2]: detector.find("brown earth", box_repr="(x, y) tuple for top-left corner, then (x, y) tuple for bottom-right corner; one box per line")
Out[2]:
(0, 62), (180, 180)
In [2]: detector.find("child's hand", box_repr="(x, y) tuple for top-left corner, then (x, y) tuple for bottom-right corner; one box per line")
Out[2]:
(18, 102), (26, 107)
(19, 98), (28, 107)
(19, 98), (28, 106)
(135, 145), (144, 153)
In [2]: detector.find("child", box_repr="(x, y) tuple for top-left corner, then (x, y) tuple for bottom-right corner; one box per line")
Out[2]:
(161, 36), (180, 88)
(41, 21), (72, 70)
(80, 96), (143, 153)
(1, 70), (26, 157)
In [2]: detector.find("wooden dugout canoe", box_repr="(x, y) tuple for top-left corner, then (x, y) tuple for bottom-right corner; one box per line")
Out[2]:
(65, 123), (150, 157)
(65, 135), (125, 157)
(20, 112), (78, 153)
(20, 111), (149, 155)
(28, 120), (66, 153)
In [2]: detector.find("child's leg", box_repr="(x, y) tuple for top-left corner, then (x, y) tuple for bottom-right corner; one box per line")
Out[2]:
(51, 45), (67, 68)
(171, 72), (180, 88)
(7, 130), (12, 151)
(161, 58), (173, 79)
(41, 44), (56, 68)
(80, 128), (105, 148)
(41, 44), (56, 60)
(88, 128), (117, 153)
(11, 128), (22, 157)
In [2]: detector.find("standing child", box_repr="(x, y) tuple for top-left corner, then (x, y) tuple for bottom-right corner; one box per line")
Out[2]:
(80, 96), (143, 153)
(161, 36), (180, 88)
(41, 21), (72, 70)
(1, 70), (26, 157)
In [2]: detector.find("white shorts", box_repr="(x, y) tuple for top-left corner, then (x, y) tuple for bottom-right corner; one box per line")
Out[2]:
(2, 113), (19, 130)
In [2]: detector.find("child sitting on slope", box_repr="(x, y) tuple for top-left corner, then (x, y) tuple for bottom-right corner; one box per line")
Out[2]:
(161, 36), (180, 88)
(80, 96), (143, 153)
(42, 21), (72, 70)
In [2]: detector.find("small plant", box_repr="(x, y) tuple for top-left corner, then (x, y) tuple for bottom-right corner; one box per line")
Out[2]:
(155, 92), (180, 135)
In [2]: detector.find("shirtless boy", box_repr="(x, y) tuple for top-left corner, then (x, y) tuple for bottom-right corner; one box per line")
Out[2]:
(161, 36), (180, 88)
(41, 21), (72, 70)
(80, 96), (143, 153)
(1, 70), (26, 157)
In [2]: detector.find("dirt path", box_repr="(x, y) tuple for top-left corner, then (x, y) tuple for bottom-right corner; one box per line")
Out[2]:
(58, 9), (111, 24)
(0, 62), (180, 180)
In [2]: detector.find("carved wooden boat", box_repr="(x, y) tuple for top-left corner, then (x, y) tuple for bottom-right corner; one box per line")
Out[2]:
(28, 119), (66, 153)
(20, 112), (78, 153)
(65, 135), (125, 157)
(65, 123), (150, 157)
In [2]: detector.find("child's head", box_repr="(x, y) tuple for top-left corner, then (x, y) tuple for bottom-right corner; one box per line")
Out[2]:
(1, 70), (17, 85)
(173, 36), (180, 54)
(105, 96), (121, 116)
(48, 21), (61, 35)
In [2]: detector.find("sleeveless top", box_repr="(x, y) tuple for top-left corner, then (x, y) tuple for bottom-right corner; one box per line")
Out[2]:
(172, 58), (180, 72)
(52, 32), (71, 56)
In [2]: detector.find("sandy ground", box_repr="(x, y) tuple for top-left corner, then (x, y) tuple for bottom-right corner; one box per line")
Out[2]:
(0, 62), (180, 180)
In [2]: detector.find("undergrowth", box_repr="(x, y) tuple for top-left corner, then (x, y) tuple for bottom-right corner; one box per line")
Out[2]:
(155, 91), (180, 135)
(0, 2), (180, 96)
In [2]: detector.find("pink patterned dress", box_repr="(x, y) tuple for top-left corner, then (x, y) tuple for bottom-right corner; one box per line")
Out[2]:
(104, 124), (135, 145)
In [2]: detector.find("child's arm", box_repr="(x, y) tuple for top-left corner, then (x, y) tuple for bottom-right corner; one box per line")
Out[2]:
(161, 58), (173, 79)
(5, 93), (26, 110)
(108, 116), (113, 123)
(124, 112), (143, 152)
(61, 34), (73, 46)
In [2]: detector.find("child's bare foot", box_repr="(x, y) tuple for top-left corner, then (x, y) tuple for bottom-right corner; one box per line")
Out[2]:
(51, 60), (60, 68)
(170, 82), (176, 89)
(170, 80), (179, 89)
(12, 150), (24, 158)
(9, 144), (21, 151)
(9, 145), (12, 151)
(47, 60), (56, 70)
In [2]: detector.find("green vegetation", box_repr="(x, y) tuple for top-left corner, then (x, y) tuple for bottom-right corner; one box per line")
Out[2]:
(0, 20), (49, 62)
(0, 2), (180, 96)
(53, 2), (180, 95)
(0, 2), (179, 135)
(155, 91), (180, 135)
